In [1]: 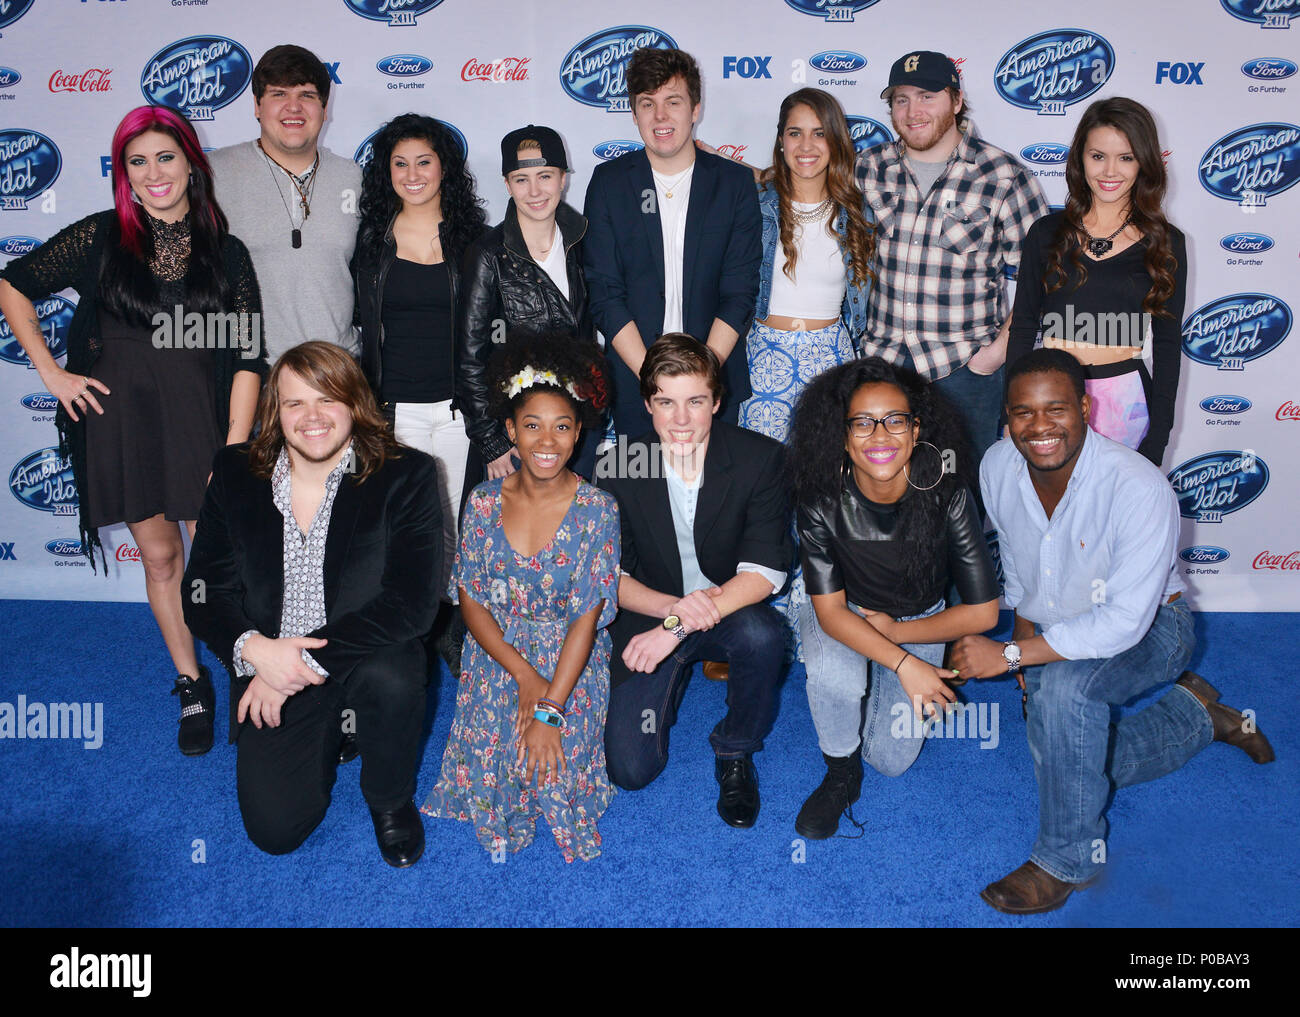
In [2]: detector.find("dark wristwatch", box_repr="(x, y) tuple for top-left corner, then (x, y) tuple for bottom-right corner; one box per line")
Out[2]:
(662, 614), (687, 642)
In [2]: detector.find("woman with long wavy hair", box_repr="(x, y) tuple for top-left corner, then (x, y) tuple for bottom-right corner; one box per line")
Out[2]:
(353, 113), (488, 673)
(1008, 97), (1187, 465)
(0, 105), (266, 756)
(787, 358), (998, 839)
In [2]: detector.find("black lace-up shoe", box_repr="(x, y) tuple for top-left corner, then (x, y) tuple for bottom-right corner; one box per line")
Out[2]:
(795, 752), (863, 839)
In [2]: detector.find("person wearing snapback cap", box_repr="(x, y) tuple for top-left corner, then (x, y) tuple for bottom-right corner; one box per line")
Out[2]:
(459, 125), (602, 478)
(856, 50), (1049, 476)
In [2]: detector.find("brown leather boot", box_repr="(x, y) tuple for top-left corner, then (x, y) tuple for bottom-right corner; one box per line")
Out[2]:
(1177, 672), (1275, 764)
(702, 661), (729, 681)
(980, 860), (1096, 914)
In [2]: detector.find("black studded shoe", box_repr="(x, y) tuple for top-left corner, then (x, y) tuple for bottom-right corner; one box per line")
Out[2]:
(172, 666), (215, 757)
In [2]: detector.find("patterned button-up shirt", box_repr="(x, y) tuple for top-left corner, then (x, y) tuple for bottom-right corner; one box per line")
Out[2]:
(854, 122), (1049, 380)
(233, 442), (355, 678)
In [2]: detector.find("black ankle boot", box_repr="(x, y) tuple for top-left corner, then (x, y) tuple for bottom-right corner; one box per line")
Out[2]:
(434, 605), (465, 677)
(794, 752), (863, 840)
(172, 666), (215, 757)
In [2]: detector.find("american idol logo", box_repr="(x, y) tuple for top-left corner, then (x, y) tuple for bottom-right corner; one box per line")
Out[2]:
(0, 67), (20, 88)
(784, 0), (882, 21)
(810, 51), (868, 74)
(10, 448), (77, 516)
(0, 294), (74, 366)
(1242, 58), (1297, 80)
(559, 26), (677, 112)
(20, 392), (57, 413)
(593, 140), (644, 161)
(376, 54), (433, 77)
(1200, 395), (1252, 415)
(1183, 293), (1291, 369)
(1199, 123), (1300, 205)
(354, 120), (467, 168)
(140, 37), (252, 122)
(1220, 232), (1275, 253)
(0, 0), (35, 32)
(994, 30), (1115, 115)
(1220, 0), (1296, 29)
(1168, 451), (1269, 522)
(1179, 546), (1230, 565)
(45, 538), (85, 559)
(0, 130), (61, 211)
(344, 0), (444, 26)
(845, 115), (893, 152)
(1, 235), (39, 257)
(1020, 142), (1069, 164)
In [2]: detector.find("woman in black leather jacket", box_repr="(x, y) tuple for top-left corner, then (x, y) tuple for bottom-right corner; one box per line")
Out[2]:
(787, 358), (1000, 840)
(458, 125), (600, 478)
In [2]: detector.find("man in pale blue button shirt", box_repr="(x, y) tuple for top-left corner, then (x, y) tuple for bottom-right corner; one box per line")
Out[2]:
(953, 349), (1274, 914)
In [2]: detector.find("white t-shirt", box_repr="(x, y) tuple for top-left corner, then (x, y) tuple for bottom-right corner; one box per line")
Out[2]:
(652, 163), (695, 335)
(766, 201), (847, 321)
(536, 224), (569, 300)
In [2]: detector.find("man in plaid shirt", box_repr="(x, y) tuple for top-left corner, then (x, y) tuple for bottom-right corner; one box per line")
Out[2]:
(856, 51), (1049, 469)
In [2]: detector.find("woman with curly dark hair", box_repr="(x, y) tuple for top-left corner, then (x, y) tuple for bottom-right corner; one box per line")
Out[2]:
(788, 358), (998, 839)
(1008, 97), (1187, 465)
(422, 333), (620, 862)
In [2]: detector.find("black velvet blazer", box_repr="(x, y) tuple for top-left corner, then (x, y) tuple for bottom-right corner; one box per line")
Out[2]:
(182, 443), (442, 738)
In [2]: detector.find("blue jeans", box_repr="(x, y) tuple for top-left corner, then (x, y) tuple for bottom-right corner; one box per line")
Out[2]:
(800, 599), (946, 777)
(1023, 599), (1212, 883)
(932, 362), (1004, 473)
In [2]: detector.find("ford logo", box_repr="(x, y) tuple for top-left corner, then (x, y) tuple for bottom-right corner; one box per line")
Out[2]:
(994, 29), (1115, 115)
(20, 392), (58, 412)
(1242, 57), (1298, 81)
(45, 538), (86, 559)
(9, 447), (78, 515)
(0, 130), (62, 211)
(1179, 545), (1230, 564)
(1220, 232), (1275, 253)
(1168, 451), (1269, 521)
(810, 51), (868, 74)
(344, 0), (444, 25)
(1199, 123), (1300, 205)
(593, 140), (645, 161)
(784, 0), (882, 20)
(140, 36), (252, 121)
(845, 115), (893, 153)
(1199, 395), (1252, 415)
(0, 0), (35, 32)
(1, 235), (40, 257)
(376, 54), (433, 77)
(1220, 0), (1299, 27)
(559, 26), (678, 112)
(0, 67), (21, 88)
(1020, 142), (1070, 164)
(1182, 293), (1292, 368)
(0, 294), (74, 367)
(354, 120), (467, 168)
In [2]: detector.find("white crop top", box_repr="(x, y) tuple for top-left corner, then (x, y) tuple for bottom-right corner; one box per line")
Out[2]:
(767, 202), (847, 321)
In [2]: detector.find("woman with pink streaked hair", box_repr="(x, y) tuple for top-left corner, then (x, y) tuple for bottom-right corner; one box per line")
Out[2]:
(0, 105), (267, 756)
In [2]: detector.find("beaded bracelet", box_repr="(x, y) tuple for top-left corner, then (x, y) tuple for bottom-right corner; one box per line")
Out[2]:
(537, 696), (567, 716)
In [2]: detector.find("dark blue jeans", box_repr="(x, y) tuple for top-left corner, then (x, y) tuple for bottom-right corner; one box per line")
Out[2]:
(605, 603), (785, 790)
(932, 362), (1005, 474)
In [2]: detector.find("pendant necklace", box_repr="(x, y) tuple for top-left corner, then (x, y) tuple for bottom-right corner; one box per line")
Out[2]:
(1084, 215), (1130, 258)
(655, 167), (691, 200)
(259, 141), (319, 249)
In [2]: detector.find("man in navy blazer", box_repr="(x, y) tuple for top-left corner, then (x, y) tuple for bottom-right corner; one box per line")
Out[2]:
(584, 46), (762, 436)
(183, 342), (441, 867)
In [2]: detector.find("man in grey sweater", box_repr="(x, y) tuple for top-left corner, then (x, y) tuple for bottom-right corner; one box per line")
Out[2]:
(209, 45), (361, 365)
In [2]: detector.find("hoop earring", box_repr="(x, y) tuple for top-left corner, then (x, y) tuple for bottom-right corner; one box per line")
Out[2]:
(903, 440), (945, 491)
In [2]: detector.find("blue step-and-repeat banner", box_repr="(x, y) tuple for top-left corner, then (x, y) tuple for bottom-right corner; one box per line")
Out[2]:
(0, 0), (1297, 609)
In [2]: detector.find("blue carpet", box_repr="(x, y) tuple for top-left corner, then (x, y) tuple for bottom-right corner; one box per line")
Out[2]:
(0, 601), (1293, 927)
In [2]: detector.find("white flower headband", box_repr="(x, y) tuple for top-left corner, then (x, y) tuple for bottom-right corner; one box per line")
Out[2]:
(503, 366), (581, 401)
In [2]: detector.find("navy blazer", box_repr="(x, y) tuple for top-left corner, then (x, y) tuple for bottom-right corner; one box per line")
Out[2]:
(182, 444), (442, 739)
(583, 149), (762, 434)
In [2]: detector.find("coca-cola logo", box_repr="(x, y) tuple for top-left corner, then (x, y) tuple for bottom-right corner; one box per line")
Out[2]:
(115, 543), (141, 564)
(1276, 400), (1300, 420)
(49, 68), (112, 93)
(461, 57), (530, 82)
(1253, 550), (1300, 570)
(716, 144), (749, 161)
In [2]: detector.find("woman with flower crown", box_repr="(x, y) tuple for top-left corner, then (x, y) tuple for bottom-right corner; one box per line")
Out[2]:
(422, 332), (620, 862)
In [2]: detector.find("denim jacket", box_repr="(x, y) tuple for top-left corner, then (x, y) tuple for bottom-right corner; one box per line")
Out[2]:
(755, 183), (871, 343)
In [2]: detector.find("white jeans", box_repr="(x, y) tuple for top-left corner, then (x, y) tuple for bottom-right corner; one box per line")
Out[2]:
(394, 400), (470, 597)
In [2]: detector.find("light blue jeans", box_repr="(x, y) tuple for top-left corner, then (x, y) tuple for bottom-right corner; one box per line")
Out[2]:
(800, 599), (946, 777)
(1023, 599), (1212, 883)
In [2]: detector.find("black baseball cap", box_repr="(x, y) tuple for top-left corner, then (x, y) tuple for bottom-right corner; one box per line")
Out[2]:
(501, 125), (569, 175)
(880, 51), (961, 99)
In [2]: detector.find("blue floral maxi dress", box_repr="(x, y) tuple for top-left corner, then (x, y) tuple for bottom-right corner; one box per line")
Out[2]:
(422, 479), (620, 862)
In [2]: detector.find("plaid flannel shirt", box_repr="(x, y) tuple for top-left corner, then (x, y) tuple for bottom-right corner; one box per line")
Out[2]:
(854, 122), (1049, 380)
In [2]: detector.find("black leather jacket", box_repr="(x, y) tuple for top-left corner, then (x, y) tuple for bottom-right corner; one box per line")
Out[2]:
(457, 199), (593, 463)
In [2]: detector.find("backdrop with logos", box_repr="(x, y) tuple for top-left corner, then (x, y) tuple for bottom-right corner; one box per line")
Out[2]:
(0, 0), (1296, 609)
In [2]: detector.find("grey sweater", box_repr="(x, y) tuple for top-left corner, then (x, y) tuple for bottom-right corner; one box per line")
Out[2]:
(209, 141), (361, 364)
